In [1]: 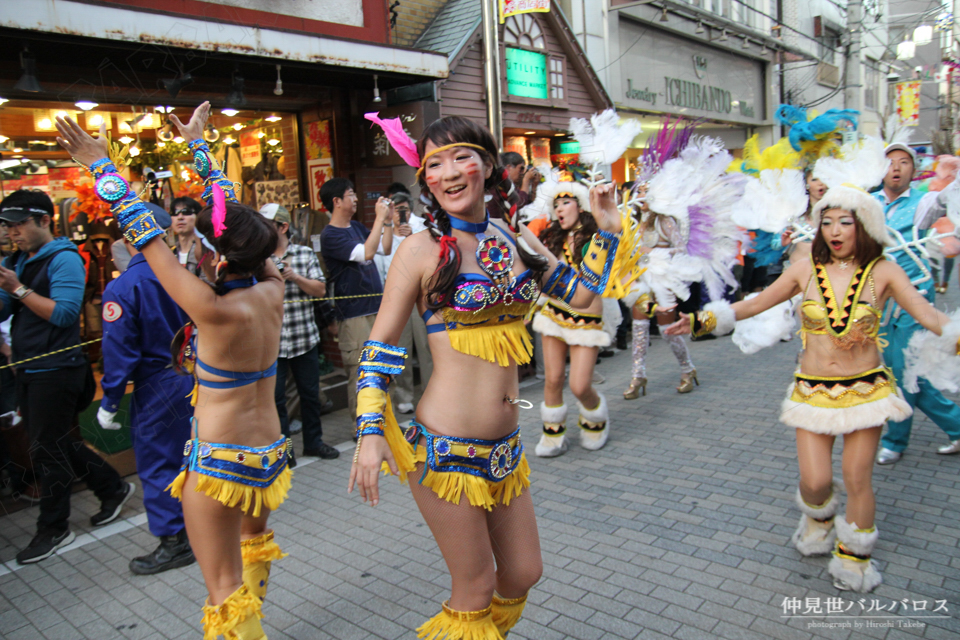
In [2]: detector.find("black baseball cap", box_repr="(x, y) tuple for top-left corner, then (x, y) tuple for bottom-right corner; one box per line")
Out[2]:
(0, 190), (54, 223)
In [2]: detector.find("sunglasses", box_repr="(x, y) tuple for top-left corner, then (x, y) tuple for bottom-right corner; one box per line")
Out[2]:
(173, 209), (197, 217)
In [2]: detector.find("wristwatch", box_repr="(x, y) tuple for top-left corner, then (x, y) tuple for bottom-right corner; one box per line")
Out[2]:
(12, 285), (33, 300)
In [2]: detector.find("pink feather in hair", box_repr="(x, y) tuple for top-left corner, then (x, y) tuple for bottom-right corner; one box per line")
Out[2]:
(364, 112), (421, 168)
(212, 184), (228, 237)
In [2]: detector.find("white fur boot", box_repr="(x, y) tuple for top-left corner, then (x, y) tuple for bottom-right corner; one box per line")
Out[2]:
(790, 483), (840, 556)
(577, 393), (609, 451)
(536, 402), (569, 458)
(828, 517), (882, 592)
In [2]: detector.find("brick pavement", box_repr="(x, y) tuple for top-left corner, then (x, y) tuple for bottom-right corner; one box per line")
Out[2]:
(2, 303), (959, 639)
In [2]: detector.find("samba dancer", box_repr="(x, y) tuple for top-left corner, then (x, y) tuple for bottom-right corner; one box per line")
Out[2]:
(58, 103), (290, 639)
(353, 113), (640, 639)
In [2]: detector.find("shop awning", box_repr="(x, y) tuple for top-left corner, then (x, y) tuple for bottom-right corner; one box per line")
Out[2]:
(0, 0), (449, 80)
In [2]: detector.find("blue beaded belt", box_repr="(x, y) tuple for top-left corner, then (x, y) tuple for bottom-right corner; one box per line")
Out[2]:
(181, 435), (292, 488)
(404, 419), (523, 483)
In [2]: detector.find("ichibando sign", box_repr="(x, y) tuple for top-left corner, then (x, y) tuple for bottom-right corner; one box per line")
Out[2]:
(500, 0), (550, 23)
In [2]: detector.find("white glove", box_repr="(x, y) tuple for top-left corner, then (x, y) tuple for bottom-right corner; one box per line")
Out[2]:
(97, 407), (122, 431)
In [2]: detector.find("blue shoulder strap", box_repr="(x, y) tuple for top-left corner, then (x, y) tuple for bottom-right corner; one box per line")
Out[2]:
(422, 309), (446, 334)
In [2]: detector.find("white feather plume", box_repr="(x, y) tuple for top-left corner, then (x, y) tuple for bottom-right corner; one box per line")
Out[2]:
(570, 109), (643, 166)
(903, 309), (960, 393)
(813, 136), (889, 192)
(644, 136), (748, 300)
(733, 169), (809, 233)
(731, 294), (798, 354)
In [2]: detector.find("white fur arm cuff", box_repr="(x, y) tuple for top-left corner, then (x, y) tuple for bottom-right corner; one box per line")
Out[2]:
(693, 300), (736, 337)
(903, 310), (960, 394)
(731, 294), (798, 355)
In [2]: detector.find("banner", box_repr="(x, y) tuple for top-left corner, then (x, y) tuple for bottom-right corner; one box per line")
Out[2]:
(240, 129), (263, 167)
(499, 0), (550, 23)
(896, 81), (921, 126)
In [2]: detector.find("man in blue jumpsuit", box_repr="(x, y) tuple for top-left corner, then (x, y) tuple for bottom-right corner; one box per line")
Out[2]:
(874, 143), (960, 464)
(98, 204), (196, 574)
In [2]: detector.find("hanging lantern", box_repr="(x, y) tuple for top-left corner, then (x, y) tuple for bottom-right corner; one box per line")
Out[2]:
(897, 39), (916, 60)
(913, 25), (933, 46)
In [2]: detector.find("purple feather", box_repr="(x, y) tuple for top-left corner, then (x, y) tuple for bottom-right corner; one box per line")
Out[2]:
(635, 116), (699, 187)
(686, 203), (714, 260)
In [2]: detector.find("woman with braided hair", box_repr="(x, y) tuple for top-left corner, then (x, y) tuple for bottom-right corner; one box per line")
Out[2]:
(57, 103), (290, 640)
(351, 114), (638, 639)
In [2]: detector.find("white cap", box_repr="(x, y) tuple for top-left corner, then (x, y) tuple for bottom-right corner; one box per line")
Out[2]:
(258, 203), (290, 223)
(884, 142), (916, 164)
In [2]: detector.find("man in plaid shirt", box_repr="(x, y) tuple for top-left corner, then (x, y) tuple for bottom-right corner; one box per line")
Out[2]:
(260, 204), (339, 462)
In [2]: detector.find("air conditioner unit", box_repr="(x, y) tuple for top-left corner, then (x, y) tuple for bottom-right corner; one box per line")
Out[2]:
(817, 62), (841, 88)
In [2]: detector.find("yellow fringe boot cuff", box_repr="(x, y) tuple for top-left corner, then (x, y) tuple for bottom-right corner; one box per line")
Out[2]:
(491, 592), (527, 635)
(417, 601), (504, 640)
(200, 585), (265, 640)
(241, 530), (287, 603)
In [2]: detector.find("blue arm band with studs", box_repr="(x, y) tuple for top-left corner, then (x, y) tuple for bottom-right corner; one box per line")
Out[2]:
(542, 262), (578, 303)
(187, 139), (239, 204)
(357, 340), (408, 378)
(88, 158), (164, 250)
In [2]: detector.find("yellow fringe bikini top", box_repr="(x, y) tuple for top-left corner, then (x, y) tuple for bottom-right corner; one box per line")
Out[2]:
(800, 256), (881, 350)
(422, 222), (539, 367)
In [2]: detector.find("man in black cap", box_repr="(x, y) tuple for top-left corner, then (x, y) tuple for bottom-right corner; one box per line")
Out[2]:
(0, 190), (133, 565)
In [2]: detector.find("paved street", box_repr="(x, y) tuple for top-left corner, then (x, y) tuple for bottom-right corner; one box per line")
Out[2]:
(2, 301), (960, 640)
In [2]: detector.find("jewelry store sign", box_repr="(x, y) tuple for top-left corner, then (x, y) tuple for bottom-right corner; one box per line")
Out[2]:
(618, 21), (765, 124)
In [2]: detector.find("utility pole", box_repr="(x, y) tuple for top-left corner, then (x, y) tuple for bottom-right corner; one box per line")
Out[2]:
(480, 0), (503, 150)
(844, 0), (862, 120)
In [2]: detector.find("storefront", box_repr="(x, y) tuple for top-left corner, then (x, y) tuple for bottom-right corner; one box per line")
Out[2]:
(406, 2), (611, 183)
(0, 2), (448, 475)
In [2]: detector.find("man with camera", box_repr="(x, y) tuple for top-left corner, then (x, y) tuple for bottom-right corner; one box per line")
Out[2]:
(261, 203), (338, 462)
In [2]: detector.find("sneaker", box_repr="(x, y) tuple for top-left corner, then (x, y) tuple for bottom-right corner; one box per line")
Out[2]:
(598, 349), (615, 358)
(16, 528), (76, 565)
(129, 531), (196, 575)
(396, 402), (414, 414)
(938, 439), (960, 455)
(876, 448), (901, 465)
(535, 372), (545, 380)
(289, 419), (303, 434)
(303, 441), (340, 460)
(91, 482), (136, 527)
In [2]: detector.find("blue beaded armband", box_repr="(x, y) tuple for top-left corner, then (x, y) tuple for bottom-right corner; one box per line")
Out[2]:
(188, 139), (238, 204)
(357, 372), (390, 392)
(87, 158), (164, 249)
(89, 158), (114, 178)
(357, 340), (408, 378)
(355, 412), (386, 438)
(542, 263), (578, 303)
(578, 229), (620, 295)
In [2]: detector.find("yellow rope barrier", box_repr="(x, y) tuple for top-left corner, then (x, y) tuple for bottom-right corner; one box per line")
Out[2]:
(0, 292), (384, 370)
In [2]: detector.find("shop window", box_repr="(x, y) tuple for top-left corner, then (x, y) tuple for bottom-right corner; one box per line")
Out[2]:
(504, 14), (545, 49)
(549, 57), (565, 100)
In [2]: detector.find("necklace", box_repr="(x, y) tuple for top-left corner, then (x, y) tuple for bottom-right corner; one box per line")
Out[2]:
(448, 212), (515, 282)
(837, 259), (851, 270)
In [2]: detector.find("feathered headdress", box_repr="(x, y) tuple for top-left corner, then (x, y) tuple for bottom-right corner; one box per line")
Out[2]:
(728, 134), (803, 175)
(570, 109), (642, 182)
(732, 169), (809, 233)
(775, 105), (858, 169)
(634, 116), (697, 185)
(811, 136), (895, 246)
(644, 136), (748, 299)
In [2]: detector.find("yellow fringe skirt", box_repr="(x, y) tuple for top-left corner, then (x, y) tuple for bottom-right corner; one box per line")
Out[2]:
(167, 435), (293, 517)
(382, 419), (530, 511)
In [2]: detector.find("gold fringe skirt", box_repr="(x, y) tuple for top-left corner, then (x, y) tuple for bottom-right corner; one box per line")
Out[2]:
(167, 436), (293, 517)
